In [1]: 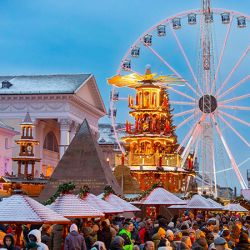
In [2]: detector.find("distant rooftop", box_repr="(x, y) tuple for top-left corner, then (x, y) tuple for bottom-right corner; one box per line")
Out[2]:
(0, 74), (91, 94)
(98, 123), (126, 145)
(0, 120), (15, 131)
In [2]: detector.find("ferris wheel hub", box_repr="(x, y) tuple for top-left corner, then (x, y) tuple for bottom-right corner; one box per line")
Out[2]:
(199, 94), (217, 113)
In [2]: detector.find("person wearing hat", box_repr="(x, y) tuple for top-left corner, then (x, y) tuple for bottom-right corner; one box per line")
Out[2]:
(138, 222), (146, 244)
(28, 229), (48, 250)
(213, 237), (227, 250)
(151, 227), (166, 249)
(64, 224), (87, 250)
(166, 230), (174, 248)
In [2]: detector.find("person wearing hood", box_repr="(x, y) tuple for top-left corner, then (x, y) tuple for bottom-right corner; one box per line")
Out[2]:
(28, 229), (48, 250)
(64, 224), (87, 250)
(110, 236), (124, 250)
(2, 234), (20, 250)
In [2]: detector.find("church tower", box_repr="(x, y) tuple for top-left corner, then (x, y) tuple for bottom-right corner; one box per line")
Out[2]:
(12, 112), (40, 179)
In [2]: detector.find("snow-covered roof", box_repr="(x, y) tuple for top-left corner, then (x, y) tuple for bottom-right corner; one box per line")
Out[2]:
(48, 194), (104, 218)
(98, 193), (140, 212)
(80, 193), (123, 214)
(98, 124), (126, 145)
(0, 194), (69, 224)
(141, 187), (187, 206)
(0, 120), (15, 131)
(207, 198), (224, 209)
(223, 203), (248, 212)
(0, 74), (91, 94)
(169, 194), (223, 210)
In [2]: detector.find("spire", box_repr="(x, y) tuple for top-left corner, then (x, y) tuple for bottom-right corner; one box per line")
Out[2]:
(22, 112), (33, 124)
(145, 64), (152, 75)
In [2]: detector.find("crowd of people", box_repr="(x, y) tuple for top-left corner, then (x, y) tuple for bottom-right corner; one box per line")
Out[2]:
(0, 212), (250, 250)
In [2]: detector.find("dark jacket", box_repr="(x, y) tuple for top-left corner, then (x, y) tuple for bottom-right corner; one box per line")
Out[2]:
(3, 234), (20, 250)
(234, 242), (250, 250)
(97, 226), (112, 249)
(64, 231), (87, 250)
(51, 224), (63, 250)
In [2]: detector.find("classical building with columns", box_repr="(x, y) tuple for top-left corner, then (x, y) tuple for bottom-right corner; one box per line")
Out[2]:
(0, 74), (106, 177)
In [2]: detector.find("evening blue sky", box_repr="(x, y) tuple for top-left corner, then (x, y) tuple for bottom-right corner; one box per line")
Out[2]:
(0, 0), (249, 190)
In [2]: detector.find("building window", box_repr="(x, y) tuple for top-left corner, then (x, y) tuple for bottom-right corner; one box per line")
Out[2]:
(43, 132), (59, 152)
(5, 138), (8, 149)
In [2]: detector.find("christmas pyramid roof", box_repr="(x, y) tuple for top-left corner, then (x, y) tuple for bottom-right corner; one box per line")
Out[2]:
(80, 193), (123, 214)
(48, 194), (104, 218)
(39, 119), (121, 202)
(223, 203), (248, 212)
(141, 187), (186, 206)
(98, 193), (140, 212)
(22, 112), (33, 124)
(0, 194), (69, 224)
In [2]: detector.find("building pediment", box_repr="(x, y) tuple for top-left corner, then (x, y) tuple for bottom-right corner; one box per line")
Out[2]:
(75, 75), (106, 114)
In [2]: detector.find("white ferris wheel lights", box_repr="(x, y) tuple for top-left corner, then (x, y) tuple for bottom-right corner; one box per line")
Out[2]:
(219, 105), (250, 111)
(173, 108), (196, 118)
(176, 113), (197, 130)
(220, 93), (250, 105)
(142, 42), (199, 98)
(218, 113), (250, 148)
(211, 17), (233, 94)
(176, 114), (202, 152)
(215, 45), (250, 96)
(218, 110), (250, 127)
(169, 101), (196, 106)
(218, 75), (250, 99)
(168, 87), (195, 101)
(169, 25), (203, 95)
(212, 115), (248, 189)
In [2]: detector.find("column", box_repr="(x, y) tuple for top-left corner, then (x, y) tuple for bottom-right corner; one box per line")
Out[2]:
(24, 162), (28, 178)
(59, 118), (71, 159)
(69, 121), (79, 143)
(18, 162), (21, 176)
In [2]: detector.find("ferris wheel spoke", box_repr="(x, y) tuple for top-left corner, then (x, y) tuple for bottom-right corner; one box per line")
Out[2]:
(218, 75), (250, 99)
(211, 17), (233, 94)
(142, 42), (199, 97)
(219, 105), (250, 111)
(218, 110), (250, 127)
(218, 113), (250, 147)
(174, 108), (195, 118)
(216, 45), (250, 96)
(169, 87), (196, 101)
(211, 136), (218, 198)
(193, 135), (200, 161)
(169, 25), (203, 95)
(170, 101), (196, 106)
(177, 113), (203, 152)
(220, 93), (250, 105)
(180, 124), (202, 168)
(176, 113), (197, 130)
(212, 115), (247, 189)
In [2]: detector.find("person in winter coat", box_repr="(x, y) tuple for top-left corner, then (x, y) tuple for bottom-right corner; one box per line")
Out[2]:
(64, 224), (87, 250)
(41, 224), (52, 250)
(51, 224), (64, 250)
(90, 241), (106, 250)
(97, 221), (112, 249)
(2, 234), (20, 250)
(110, 236), (125, 250)
(118, 221), (134, 250)
(233, 232), (250, 250)
(83, 227), (96, 250)
(28, 230), (48, 250)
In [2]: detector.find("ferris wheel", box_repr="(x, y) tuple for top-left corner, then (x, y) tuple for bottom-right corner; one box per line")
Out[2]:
(109, 2), (250, 195)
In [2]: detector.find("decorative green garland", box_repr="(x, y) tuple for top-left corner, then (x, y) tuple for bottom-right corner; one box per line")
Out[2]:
(44, 182), (75, 205)
(79, 185), (91, 198)
(102, 182), (163, 202)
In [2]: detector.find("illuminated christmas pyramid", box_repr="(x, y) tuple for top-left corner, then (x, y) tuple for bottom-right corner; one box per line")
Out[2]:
(108, 66), (196, 193)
